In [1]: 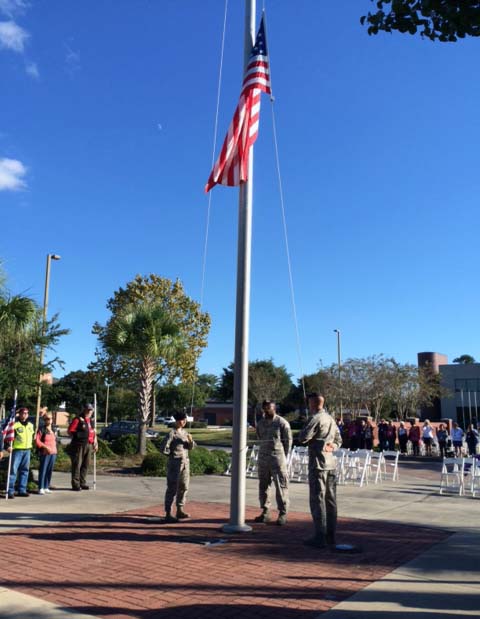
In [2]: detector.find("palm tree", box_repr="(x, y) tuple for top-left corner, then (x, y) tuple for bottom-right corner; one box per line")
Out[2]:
(103, 303), (184, 454)
(0, 294), (37, 329)
(0, 294), (38, 414)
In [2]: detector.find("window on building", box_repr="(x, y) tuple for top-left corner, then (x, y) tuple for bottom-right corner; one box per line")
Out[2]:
(467, 379), (479, 393)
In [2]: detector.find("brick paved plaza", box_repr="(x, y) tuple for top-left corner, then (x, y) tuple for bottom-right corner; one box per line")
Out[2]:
(0, 500), (448, 619)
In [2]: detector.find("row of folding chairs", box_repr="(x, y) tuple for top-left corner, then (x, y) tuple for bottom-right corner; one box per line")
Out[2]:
(224, 445), (310, 482)
(439, 457), (480, 496)
(224, 445), (400, 487)
(333, 449), (399, 487)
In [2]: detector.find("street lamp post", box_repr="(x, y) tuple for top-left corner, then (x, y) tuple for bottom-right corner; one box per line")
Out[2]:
(35, 253), (61, 429)
(333, 329), (342, 421)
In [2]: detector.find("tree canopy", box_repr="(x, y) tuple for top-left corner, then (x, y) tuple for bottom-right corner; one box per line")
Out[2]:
(361, 1), (480, 42)
(216, 359), (293, 407)
(156, 374), (218, 412)
(453, 354), (476, 364)
(93, 275), (210, 386)
(93, 275), (210, 454)
(0, 290), (68, 410)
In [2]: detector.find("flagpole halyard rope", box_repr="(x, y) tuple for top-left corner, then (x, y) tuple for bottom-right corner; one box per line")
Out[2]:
(189, 0), (229, 415)
(269, 100), (307, 407)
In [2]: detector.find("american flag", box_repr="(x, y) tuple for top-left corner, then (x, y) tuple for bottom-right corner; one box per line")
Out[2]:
(205, 15), (271, 192)
(2, 406), (17, 443)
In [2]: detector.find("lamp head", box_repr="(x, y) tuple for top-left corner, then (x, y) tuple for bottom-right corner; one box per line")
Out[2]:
(50, 254), (61, 260)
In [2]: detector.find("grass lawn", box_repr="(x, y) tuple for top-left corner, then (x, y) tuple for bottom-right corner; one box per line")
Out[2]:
(153, 426), (300, 446)
(153, 427), (255, 446)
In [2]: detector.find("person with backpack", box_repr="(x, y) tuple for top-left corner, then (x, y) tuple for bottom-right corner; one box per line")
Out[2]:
(35, 413), (57, 494)
(67, 404), (98, 491)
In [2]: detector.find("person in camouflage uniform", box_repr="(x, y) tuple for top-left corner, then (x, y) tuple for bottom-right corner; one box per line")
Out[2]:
(254, 400), (292, 526)
(159, 411), (195, 523)
(298, 393), (342, 548)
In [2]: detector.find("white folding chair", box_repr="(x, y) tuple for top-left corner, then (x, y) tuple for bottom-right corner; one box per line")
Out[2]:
(439, 457), (465, 495)
(471, 458), (480, 497)
(344, 450), (371, 487)
(246, 444), (260, 478)
(333, 449), (347, 485)
(382, 450), (400, 482)
(368, 451), (385, 484)
(288, 446), (309, 483)
(462, 457), (476, 495)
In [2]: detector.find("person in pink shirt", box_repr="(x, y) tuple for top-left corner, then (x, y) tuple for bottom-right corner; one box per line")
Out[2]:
(35, 413), (58, 494)
(408, 420), (421, 456)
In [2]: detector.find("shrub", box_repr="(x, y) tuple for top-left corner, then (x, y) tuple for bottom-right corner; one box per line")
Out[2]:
(209, 449), (231, 473)
(189, 421), (208, 429)
(96, 438), (115, 459)
(141, 452), (168, 476)
(141, 446), (230, 477)
(111, 434), (158, 456)
(190, 446), (229, 475)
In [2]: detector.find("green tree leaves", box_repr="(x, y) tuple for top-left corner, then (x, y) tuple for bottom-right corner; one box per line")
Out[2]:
(361, 0), (480, 42)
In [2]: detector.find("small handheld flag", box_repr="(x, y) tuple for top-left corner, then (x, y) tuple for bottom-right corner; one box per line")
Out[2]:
(2, 402), (17, 444)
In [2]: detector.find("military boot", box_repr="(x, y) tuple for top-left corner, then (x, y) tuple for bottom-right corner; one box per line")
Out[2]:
(276, 513), (287, 526)
(176, 508), (190, 519)
(164, 512), (178, 524)
(254, 510), (271, 523)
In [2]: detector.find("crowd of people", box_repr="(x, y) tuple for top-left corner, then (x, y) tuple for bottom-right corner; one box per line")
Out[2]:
(0, 403), (98, 498)
(336, 417), (480, 457)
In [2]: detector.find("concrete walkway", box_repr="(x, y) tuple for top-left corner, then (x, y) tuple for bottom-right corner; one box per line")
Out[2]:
(0, 460), (478, 618)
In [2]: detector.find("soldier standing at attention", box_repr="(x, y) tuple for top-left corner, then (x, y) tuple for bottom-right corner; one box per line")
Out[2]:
(254, 400), (292, 526)
(298, 393), (342, 548)
(160, 411), (195, 523)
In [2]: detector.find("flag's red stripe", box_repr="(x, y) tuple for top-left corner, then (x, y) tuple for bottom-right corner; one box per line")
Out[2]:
(205, 19), (271, 193)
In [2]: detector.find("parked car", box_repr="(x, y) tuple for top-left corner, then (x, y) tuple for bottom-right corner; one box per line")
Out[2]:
(100, 421), (158, 441)
(167, 415), (194, 427)
(155, 416), (175, 425)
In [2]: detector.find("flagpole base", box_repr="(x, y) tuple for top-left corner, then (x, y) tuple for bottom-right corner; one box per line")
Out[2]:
(222, 523), (253, 534)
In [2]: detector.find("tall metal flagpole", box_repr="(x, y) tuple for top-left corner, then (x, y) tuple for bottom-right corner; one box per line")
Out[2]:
(334, 329), (342, 421)
(223, 0), (256, 534)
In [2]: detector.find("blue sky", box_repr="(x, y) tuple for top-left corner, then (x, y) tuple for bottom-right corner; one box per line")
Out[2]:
(1, 0), (479, 382)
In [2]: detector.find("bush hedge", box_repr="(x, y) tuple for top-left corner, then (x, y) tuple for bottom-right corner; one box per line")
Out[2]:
(141, 452), (168, 476)
(111, 434), (158, 456)
(141, 446), (230, 477)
